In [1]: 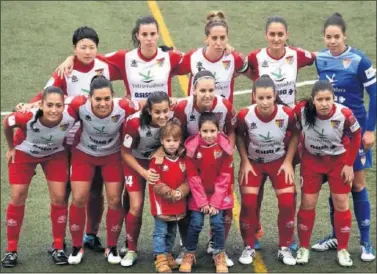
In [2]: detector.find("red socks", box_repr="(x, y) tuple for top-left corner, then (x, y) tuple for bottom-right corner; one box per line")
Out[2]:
(69, 204), (86, 247)
(6, 203), (25, 251)
(277, 193), (295, 247)
(297, 208), (315, 248)
(125, 213), (142, 251)
(50, 204), (68, 250)
(334, 209), (352, 250)
(239, 193), (258, 247)
(106, 208), (123, 247)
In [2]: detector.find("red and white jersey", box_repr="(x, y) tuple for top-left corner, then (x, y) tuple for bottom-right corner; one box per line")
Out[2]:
(248, 47), (315, 107)
(149, 156), (187, 216)
(236, 104), (298, 163)
(5, 109), (77, 158)
(44, 57), (121, 101)
(176, 48), (247, 102)
(102, 48), (183, 100)
(294, 102), (360, 156)
(69, 96), (139, 157)
(122, 112), (163, 159)
(173, 95), (236, 136)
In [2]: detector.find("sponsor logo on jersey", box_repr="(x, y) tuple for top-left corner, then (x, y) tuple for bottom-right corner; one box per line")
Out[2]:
(71, 75), (79, 83)
(342, 58), (352, 69)
(40, 135), (53, 142)
(325, 73), (337, 86)
(162, 164), (169, 171)
(131, 59), (138, 67)
(93, 126), (106, 134)
(275, 119), (284, 128)
(111, 114), (121, 123)
(222, 60), (231, 70)
(330, 120), (340, 129)
(146, 130), (152, 137)
(179, 162), (186, 172)
(285, 56), (294, 65)
(156, 57), (165, 67)
(271, 68), (285, 82)
(88, 144), (98, 151)
(139, 70), (153, 83)
(189, 113), (196, 121)
(95, 68), (104, 76)
(312, 127), (326, 139)
(196, 61), (204, 71)
(60, 123), (69, 131)
(249, 122), (257, 129)
(258, 131), (273, 142)
(81, 88), (90, 94)
(261, 60), (269, 68)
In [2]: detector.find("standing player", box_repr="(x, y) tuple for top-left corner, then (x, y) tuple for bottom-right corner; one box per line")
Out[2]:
(16, 26), (123, 253)
(2, 87), (77, 267)
(236, 75), (299, 266)
(294, 80), (361, 266)
(244, 16), (316, 250)
(174, 11), (248, 103)
(173, 70), (236, 267)
(66, 76), (140, 265)
(312, 13), (376, 262)
(120, 92), (171, 267)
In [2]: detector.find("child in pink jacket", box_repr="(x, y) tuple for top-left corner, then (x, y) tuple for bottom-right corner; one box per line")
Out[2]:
(178, 112), (233, 273)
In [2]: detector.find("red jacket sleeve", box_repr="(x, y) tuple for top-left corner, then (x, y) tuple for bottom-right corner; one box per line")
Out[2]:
(185, 156), (208, 208)
(209, 154), (232, 209)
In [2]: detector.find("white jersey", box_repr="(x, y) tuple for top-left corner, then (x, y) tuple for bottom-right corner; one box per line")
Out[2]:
(173, 95), (236, 136)
(237, 104), (297, 163)
(295, 102), (360, 156)
(248, 47), (315, 107)
(177, 48), (247, 102)
(122, 112), (162, 159)
(10, 108), (76, 158)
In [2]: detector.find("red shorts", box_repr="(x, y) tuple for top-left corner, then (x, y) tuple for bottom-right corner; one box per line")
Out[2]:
(242, 157), (290, 190)
(70, 148), (123, 183)
(300, 151), (350, 194)
(123, 159), (149, 192)
(9, 150), (68, 184)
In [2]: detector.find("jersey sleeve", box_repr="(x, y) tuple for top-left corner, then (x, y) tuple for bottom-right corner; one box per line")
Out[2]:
(232, 51), (248, 73)
(122, 117), (141, 151)
(235, 108), (249, 135)
(185, 155), (198, 177)
(222, 98), (236, 134)
(342, 108), (361, 133)
(283, 106), (300, 132)
(4, 112), (33, 129)
(172, 99), (188, 127)
(29, 72), (68, 102)
(169, 50), (184, 70)
(174, 49), (194, 75)
(293, 47), (315, 68)
(98, 50), (127, 78)
(66, 95), (87, 116)
(247, 49), (261, 81)
(119, 98), (141, 116)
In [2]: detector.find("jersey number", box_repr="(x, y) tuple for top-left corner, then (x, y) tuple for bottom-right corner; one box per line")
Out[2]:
(125, 176), (133, 187)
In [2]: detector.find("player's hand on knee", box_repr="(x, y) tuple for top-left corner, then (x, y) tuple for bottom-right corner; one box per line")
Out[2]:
(341, 165), (354, 186)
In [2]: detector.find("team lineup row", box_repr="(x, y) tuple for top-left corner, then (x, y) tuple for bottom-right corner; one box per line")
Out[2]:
(2, 10), (375, 273)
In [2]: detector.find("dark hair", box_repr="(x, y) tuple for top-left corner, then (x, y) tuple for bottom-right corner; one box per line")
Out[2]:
(132, 16), (159, 48)
(72, 26), (99, 46)
(193, 70), (216, 89)
(160, 118), (182, 140)
(253, 75), (287, 106)
(304, 80), (334, 128)
(265, 16), (294, 46)
(205, 11), (228, 36)
(199, 112), (220, 130)
(140, 91), (170, 129)
(324, 12), (346, 34)
(89, 75), (114, 96)
(30, 86), (65, 131)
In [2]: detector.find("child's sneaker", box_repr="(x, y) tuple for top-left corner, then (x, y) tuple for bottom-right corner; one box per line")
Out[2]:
(175, 247), (186, 265)
(178, 253), (195, 273)
(167, 253), (179, 269)
(213, 252), (229, 273)
(155, 254), (172, 273)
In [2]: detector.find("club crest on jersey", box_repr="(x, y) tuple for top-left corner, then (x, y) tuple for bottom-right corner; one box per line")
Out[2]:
(60, 123), (69, 131)
(250, 122), (257, 129)
(343, 58), (352, 69)
(111, 114), (121, 123)
(162, 164), (169, 171)
(131, 60), (138, 67)
(95, 68), (104, 76)
(262, 60), (269, 68)
(156, 58), (165, 67)
(361, 155), (366, 166)
(275, 119), (284, 128)
(214, 149), (223, 159)
(330, 120), (340, 129)
(179, 162), (186, 172)
(196, 152), (202, 159)
(222, 60), (231, 70)
(285, 56), (294, 65)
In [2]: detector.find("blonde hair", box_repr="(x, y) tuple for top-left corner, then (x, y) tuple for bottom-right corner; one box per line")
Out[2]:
(205, 10), (228, 36)
(160, 118), (182, 140)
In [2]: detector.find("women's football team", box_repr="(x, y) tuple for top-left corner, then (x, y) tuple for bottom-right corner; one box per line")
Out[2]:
(2, 10), (375, 273)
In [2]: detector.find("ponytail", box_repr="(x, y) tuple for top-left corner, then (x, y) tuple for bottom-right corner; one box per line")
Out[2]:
(30, 109), (43, 132)
(304, 99), (317, 129)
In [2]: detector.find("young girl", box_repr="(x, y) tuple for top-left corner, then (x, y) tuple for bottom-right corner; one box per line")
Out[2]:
(179, 112), (233, 273)
(148, 119), (190, 273)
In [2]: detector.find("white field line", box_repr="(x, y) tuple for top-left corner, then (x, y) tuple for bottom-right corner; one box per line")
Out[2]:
(0, 79), (317, 116)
